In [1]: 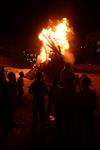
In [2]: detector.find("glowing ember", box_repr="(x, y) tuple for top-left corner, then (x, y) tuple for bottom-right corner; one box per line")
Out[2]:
(37, 18), (74, 63)
(49, 115), (55, 121)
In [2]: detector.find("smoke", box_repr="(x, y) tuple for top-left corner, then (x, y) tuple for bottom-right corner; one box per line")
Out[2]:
(63, 51), (75, 64)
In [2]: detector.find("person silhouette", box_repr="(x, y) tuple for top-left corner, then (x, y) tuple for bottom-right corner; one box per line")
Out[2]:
(60, 62), (75, 87)
(55, 75), (77, 148)
(47, 79), (59, 123)
(17, 71), (24, 105)
(0, 65), (6, 80)
(79, 74), (87, 91)
(0, 71), (8, 125)
(29, 71), (48, 128)
(79, 76), (97, 149)
(7, 72), (18, 128)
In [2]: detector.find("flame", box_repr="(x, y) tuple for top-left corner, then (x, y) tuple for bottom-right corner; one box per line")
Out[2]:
(38, 18), (73, 63)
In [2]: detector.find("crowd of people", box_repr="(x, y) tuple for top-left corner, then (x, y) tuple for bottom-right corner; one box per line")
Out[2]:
(29, 63), (97, 149)
(0, 63), (98, 149)
(0, 65), (24, 132)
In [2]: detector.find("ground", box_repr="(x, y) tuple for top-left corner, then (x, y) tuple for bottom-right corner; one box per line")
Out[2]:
(0, 66), (100, 150)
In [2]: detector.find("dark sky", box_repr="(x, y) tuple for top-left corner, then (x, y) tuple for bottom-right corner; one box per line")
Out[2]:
(0, 0), (100, 49)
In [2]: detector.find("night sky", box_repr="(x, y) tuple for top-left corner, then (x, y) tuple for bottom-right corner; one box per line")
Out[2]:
(0, 0), (100, 51)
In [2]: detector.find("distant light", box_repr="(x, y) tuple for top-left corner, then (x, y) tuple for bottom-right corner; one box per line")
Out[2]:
(97, 48), (100, 52)
(97, 40), (100, 45)
(49, 115), (55, 121)
(30, 60), (33, 63)
(81, 46), (82, 48)
(30, 54), (33, 57)
(33, 58), (36, 61)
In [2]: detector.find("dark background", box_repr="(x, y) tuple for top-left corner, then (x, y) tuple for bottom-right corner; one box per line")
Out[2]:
(0, 0), (100, 61)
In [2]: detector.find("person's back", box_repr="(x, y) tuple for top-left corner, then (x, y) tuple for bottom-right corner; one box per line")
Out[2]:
(47, 79), (60, 121)
(29, 79), (48, 103)
(0, 71), (7, 99)
(60, 62), (75, 87)
(7, 72), (18, 127)
(79, 77), (97, 114)
(7, 72), (18, 104)
(80, 88), (96, 113)
(29, 71), (48, 128)
(0, 72), (8, 123)
(58, 76), (77, 116)
(0, 65), (6, 80)
(17, 77), (24, 89)
(17, 72), (24, 105)
(79, 76), (97, 148)
(55, 75), (78, 148)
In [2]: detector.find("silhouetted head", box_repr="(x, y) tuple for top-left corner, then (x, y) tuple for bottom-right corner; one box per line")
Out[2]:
(35, 71), (43, 81)
(81, 76), (91, 88)
(19, 71), (24, 77)
(7, 72), (16, 81)
(64, 62), (71, 70)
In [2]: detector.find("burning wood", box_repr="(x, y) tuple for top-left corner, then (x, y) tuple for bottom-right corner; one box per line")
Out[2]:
(37, 18), (74, 64)
(34, 18), (75, 81)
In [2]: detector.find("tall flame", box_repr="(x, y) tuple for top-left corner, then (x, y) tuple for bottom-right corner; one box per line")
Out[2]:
(37, 18), (73, 63)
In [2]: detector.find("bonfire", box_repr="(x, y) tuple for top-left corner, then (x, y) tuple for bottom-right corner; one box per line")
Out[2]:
(36, 18), (74, 81)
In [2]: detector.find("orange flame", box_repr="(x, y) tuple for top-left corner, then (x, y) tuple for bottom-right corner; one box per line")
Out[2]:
(38, 18), (73, 63)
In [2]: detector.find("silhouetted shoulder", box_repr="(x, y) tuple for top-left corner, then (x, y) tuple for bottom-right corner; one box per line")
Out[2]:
(29, 81), (48, 95)
(29, 82), (36, 94)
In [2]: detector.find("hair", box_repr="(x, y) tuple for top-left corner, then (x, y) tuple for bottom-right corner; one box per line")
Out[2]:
(19, 71), (24, 77)
(7, 72), (16, 81)
(81, 76), (91, 87)
(65, 62), (71, 69)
